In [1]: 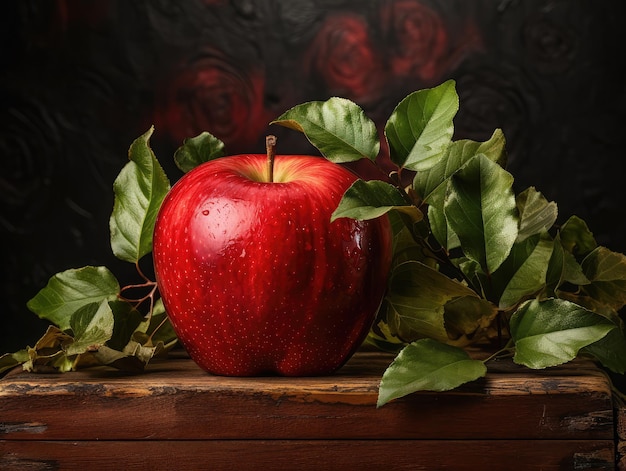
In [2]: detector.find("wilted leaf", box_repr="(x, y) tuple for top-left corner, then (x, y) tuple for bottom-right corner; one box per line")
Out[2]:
(559, 215), (597, 256)
(366, 318), (405, 353)
(32, 325), (73, 352)
(124, 339), (162, 365)
(0, 350), (29, 374)
(174, 131), (225, 173)
(331, 179), (422, 222)
(510, 298), (615, 369)
(92, 345), (147, 372)
(377, 339), (487, 406)
(444, 154), (518, 274)
(385, 261), (481, 342)
(443, 295), (498, 345)
(385, 80), (458, 171)
(21, 325), (73, 372)
(271, 98), (379, 162)
(110, 126), (171, 263)
(515, 187), (558, 242)
(91, 299), (176, 371)
(26, 266), (120, 331)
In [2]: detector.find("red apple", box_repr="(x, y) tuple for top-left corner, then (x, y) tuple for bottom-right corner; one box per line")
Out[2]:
(153, 146), (392, 376)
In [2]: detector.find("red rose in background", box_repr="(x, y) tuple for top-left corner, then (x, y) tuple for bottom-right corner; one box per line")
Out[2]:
(380, 0), (483, 84)
(304, 14), (386, 105)
(155, 51), (269, 152)
(380, 0), (448, 82)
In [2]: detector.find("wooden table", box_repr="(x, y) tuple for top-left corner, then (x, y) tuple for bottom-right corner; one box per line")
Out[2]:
(0, 351), (622, 470)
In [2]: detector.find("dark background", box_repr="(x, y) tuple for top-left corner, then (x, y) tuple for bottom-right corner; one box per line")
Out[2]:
(2, 0), (626, 352)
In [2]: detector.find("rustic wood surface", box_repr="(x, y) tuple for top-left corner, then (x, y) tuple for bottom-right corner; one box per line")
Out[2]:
(0, 440), (616, 471)
(0, 351), (618, 470)
(618, 396), (626, 471)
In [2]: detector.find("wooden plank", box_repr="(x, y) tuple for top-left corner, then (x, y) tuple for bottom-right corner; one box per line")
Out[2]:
(0, 439), (616, 471)
(617, 397), (626, 471)
(0, 352), (614, 442)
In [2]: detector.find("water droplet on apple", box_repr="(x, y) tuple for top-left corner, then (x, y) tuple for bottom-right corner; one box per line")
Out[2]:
(202, 210), (210, 216)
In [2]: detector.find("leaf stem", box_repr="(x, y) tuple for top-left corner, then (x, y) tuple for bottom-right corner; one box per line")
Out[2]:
(118, 261), (159, 316)
(482, 339), (515, 364)
(114, 260), (162, 318)
(266, 135), (276, 183)
(119, 281), (157, 312)
(146, 314), (170, 345)
(135, 260), (152, 284)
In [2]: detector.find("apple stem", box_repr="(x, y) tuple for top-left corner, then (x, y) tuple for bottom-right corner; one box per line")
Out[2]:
(266, 135), (277, 183)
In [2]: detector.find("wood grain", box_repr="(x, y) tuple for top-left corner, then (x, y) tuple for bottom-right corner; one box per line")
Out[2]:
(0, 439), (616, 471)
(617, 397), (626, 471)
(0, 351), (617, 470)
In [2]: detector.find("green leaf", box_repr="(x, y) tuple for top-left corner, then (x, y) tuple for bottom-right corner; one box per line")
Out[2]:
(110, 126), (171, 263)
(427, 194), (460, 251)
(145, 309), (177, 348)
(385, 261), (480, 343)
(271, 97), (379, 163)
(560, 215), (597, 256)
(133, 299), (178, 349)
(546, 234), (590, 296)
(388, 212), (429, 267)
(580, 246), (626, 310)
(510, 298), (615, 369)
(107, 300), (144, 352)
(444, 154), (518, 274)
(491, 233), (554, 309)
(377, 339), (487, 407)
(472, 128), (508, 167)
(65, 300), (114, 356)
(331, 179), (422, 222)
(414, 129), (507, 203)
(515, 187), (558, 242)
(26, 266), (120, 331)
(454, 257), (486, 295)
(416, 130), (507, 251)
(385, 80), (458, 171)
(582, 326), (626, 374)
(174, 131), (225, 173)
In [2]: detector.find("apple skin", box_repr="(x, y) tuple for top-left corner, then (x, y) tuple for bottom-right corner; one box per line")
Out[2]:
(153, 154), (392, 376)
